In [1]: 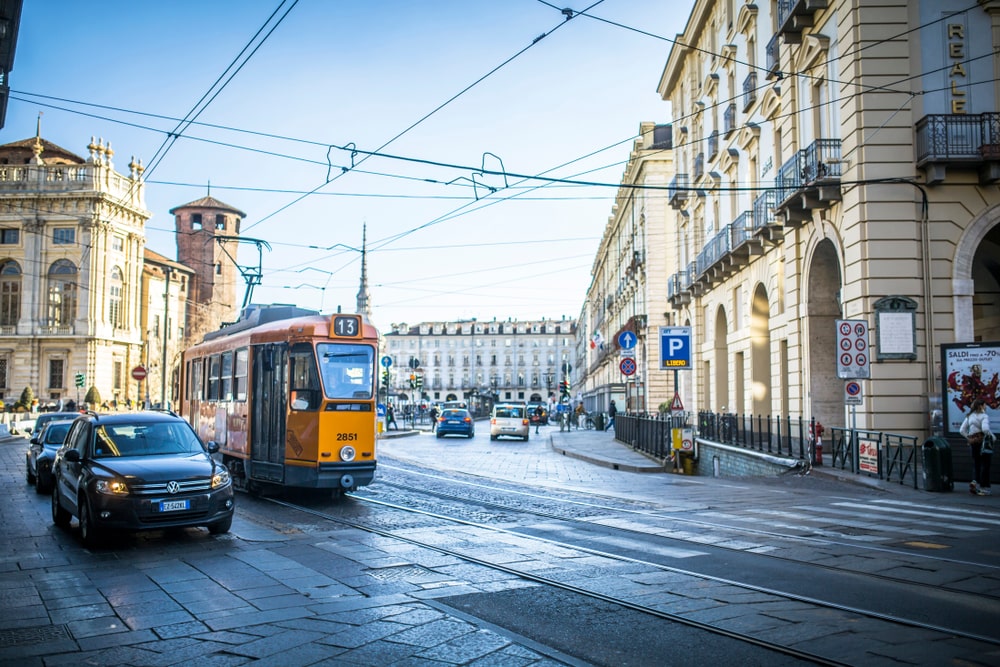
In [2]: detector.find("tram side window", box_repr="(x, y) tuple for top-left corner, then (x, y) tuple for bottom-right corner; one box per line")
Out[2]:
(190, 358), (204, 401)
(317, 343), (374, 400)
(208, 354), (221, 400)
(235, 348), (248, 401)
(221, 351), (234, 401)
(289, 343), (320, 410)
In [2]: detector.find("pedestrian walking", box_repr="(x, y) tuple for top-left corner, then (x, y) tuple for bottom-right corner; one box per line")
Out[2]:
(387, 403), (398, 430)
(429, 405), (439, 432)
(605, 400), (617, 432)
(574, 402), (585, 430)
(960, 398), (993, 495)
(533, 404), (544, 434)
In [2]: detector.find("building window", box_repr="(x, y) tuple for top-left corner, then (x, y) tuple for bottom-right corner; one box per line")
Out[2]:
(47, 259), (78, 326)
(216, 262), (222, 275)
(112, 236), (123, 252)
(53, 228), (75, 244)
(192, 214), (202, 229)
(216, 214), (225, 230)
(109, 266), (124, 328)
(0, 228), (19, 244)
(0, 356), (7, 389)
(48, 358), (65, 390)
(0, 260), (21, 327)
(113, 360), (123, 392)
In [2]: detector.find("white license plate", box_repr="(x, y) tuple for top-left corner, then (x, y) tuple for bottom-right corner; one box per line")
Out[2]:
(159, 499), (190, 512)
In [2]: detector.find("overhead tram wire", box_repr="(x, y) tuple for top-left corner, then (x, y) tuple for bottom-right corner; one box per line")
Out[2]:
(140, 0), (300, 181)
(241, 0), (608, 233)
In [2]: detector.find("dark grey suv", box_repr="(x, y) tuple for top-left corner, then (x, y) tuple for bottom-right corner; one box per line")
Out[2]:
(51, 411), (235, 547)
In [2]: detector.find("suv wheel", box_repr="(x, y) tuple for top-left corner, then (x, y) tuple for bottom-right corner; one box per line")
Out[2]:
(35, 466), (53, 494)
(51, 485), (71, 527)
(207, 515), (232, 535)
(26, 456), (36, 485)
(78, 495), (104, 548)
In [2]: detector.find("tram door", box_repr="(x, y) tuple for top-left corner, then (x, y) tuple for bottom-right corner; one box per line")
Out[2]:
(250, 343), (288, 482)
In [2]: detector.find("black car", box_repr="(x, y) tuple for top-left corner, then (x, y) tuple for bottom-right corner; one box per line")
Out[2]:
(51, 411), (235, 547)
(26, 418), (76, 494)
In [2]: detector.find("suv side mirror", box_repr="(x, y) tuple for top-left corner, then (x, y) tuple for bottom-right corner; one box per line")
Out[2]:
(207, 441), (220, 454)
(63, 449), (81, 463)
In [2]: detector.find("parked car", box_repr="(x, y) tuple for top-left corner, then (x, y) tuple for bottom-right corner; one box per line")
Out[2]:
(50, 411), (235, 547)
(30, 411), (82, 435)
(436, 408), (475, 438)
(26, 418), (76, 494)
(527, 402), (548, 425)
(490, 403), (530, 441)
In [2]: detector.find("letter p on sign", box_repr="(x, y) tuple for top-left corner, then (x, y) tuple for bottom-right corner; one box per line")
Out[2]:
(659, 327), (692, 369)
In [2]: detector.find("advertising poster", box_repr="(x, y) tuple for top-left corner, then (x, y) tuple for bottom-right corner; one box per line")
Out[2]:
(858, 438), (880, 475)
(941, 342), (1000, 434)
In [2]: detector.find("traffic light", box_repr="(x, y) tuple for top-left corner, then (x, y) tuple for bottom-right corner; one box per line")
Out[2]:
(415, 375), (423, 389)
(559, 379), (569, 396)
(409, 373), (416, 388)
(75, 373), (85, 388)
(382, 370), (391, 387)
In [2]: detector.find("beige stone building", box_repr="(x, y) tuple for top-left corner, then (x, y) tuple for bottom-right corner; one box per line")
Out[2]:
(0, 134), (242, 410)
(651, 0), (1000, 437)
(383, 317), (577, 412)
(0, 135), (150, 408)
(580, 123), (675, 415)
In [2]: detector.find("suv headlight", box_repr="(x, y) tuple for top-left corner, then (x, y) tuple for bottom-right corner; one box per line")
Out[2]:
(339, 445), (356, 462)
(96, 478), (129, 496)
(211, 467), (231, 489)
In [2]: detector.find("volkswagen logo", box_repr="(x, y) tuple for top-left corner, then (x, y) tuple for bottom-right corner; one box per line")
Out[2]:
(166, 481), (180, 494)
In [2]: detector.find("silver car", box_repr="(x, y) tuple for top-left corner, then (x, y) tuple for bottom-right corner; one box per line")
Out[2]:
(490, 404), (530, 441)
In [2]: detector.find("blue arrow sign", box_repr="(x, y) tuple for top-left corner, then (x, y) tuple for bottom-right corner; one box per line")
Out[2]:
(659, 326), (692, 370)
(380, 356), (392, 368)
(618, 331), (637, 350)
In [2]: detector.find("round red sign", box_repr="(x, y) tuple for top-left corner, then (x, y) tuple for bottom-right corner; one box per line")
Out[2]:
(131, 365), (147, 381)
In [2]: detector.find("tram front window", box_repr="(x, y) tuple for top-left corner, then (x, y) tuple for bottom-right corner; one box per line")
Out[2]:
(318, 343), (374, 400)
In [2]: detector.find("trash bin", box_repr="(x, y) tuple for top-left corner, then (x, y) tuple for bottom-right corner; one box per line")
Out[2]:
(922, 437), (954, 492)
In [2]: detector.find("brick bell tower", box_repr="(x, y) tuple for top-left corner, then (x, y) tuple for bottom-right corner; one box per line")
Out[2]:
(170, 194), (247, 344)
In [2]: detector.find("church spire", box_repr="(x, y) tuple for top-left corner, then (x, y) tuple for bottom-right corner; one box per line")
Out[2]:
(355, 223), (372, 318)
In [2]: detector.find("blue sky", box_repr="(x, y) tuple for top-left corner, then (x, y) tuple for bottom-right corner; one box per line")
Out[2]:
(5, 1), (682, 328)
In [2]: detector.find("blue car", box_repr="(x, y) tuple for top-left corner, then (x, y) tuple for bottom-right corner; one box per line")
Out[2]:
(436, 408), (475, 439)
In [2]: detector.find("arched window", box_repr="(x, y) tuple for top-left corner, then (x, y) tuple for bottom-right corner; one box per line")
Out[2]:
(0, 260), (21, 327)
(109, 266), (123, 328)
(47, 259), (77, 327)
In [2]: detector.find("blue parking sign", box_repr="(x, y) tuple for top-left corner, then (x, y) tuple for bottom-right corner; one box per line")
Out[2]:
(659, 327), (692, 369)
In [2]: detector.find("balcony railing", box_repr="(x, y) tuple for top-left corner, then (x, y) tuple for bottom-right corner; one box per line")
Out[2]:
(743, 71), (758, 111)
(696, 226), (731, 277)
(774, 138), (842, 212)
(752, 189), (780, 240)
(723, 103), (736, 137)
(707, 131), (719, 161)
(915, 112), (1000, 164)
(730, 210), (754, 250)
(668, 173), (690, 209)
(777, 0), (829, 44)
(765, 34), (781, 79)
(694, 153), (705, 180)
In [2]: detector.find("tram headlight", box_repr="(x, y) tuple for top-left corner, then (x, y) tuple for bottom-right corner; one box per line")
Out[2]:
(339, 445), (356, 462)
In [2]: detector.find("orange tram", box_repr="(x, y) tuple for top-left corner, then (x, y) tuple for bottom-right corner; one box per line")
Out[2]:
(179, 305), (379, 495)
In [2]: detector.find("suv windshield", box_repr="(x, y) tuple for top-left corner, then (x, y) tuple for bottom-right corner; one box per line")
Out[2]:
(94, 422), (205, 458)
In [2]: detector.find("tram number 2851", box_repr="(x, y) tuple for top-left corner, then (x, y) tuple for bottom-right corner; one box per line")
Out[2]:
(336, 432), (358, 441)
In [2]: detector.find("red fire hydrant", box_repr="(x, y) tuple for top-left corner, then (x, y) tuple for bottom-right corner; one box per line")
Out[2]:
(810, 421), (825, 466)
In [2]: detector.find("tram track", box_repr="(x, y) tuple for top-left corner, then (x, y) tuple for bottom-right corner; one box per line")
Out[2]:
(262, 481), (1000, 666)
(367, 468), (1000, 601)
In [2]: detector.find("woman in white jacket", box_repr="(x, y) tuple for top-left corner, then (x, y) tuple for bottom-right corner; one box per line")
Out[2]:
(959, 398), (993, 496)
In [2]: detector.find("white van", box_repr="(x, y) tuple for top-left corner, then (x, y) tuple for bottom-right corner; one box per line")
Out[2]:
(490, 403), (530, 441)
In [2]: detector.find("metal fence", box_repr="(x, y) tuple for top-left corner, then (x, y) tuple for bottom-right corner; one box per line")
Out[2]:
(617, 412), (921, 488)
(697, 411), (809, 459)
(830, 427), (920, 488)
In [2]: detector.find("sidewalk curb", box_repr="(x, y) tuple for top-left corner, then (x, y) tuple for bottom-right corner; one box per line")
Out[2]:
(548, 435), (667, 474)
